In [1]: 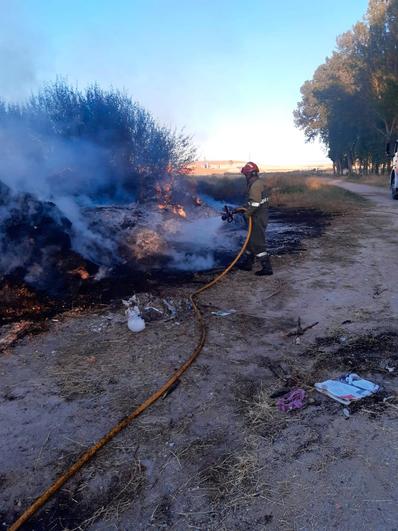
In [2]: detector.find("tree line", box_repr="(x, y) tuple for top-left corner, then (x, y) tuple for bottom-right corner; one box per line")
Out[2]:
(294, 0), (398, 175)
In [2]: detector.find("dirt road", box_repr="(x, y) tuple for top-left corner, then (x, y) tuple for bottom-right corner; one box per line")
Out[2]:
(1, 182), (398, 530)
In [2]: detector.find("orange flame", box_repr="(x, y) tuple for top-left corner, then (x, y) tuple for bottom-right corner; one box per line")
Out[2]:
(156, 179), (187, 218)
(172, 205), (187, 218)
(69, 267), (90, 280)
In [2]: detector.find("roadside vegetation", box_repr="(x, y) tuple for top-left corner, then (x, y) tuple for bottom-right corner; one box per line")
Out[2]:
(344, 172), (389, 188)
(192, 172), (367, 214)
(269, 174), (366, 212)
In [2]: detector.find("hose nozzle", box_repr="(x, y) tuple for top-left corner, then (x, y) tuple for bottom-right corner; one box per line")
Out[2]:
(221, 205), (234, 223)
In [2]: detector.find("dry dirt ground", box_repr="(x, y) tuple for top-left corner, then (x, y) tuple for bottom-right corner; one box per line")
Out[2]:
(1, 181), (398, 531)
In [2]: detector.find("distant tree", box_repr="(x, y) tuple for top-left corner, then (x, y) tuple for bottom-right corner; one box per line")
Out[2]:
(294, 0), (398, 175)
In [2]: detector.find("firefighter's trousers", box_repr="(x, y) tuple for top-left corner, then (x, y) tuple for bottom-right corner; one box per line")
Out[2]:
(247, 205), (268, 258)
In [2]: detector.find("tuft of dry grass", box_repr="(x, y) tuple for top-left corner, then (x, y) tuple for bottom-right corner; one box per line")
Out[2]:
(69, 458), (146, 531)
(201, 449), (266, 510)
(245, 388), (277, 427)
(235, 381), (287, 440)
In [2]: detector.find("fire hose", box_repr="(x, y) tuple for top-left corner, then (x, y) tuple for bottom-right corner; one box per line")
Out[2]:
(10, 209), (252, 531)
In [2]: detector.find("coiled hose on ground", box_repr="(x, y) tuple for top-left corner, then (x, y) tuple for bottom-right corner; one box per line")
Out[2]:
(10, 215), (253, 531)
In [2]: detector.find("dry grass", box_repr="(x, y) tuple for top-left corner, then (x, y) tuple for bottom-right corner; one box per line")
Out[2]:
(191, 172), (367, 214)
(244, 387), (276, 427)
(69, 458), (146, 531)
(235, 380), (287, 439)
(345, 173), (389, 188)
(200, 449), (266, 510)
(267, 174), (367, 213)
(0, 320), (47, 353)
(176, 436), (223, 462)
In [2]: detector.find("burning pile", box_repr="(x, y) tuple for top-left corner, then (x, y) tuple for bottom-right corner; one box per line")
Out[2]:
(0, 171), (246, 323)
(0, 82), (246, 321)
(0, 181), (96, 290)
(128, 229), (166, 262)
(156, 177), (191, 218)
(0, 181), (100, 323)
(82, 177), (231, 269)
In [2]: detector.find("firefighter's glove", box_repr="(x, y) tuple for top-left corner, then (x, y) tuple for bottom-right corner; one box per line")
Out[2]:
(244, 206), (256, 220)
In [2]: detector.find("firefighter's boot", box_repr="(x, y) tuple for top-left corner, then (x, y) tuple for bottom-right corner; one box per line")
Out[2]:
(238, 253), (254, 271)
(255, 255), (273, 276)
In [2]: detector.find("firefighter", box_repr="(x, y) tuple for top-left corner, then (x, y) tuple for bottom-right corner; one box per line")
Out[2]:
(238, 161), (273, 276)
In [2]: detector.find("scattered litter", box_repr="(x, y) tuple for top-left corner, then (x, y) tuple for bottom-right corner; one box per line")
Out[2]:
(123, 295), (145, 332)
(276, 388), (306, 412)
(379, 360), (395, 373)
(143, 306), (164, 321)
(287, 317), (319, 337)
(211, 309), (236, 317)
(383, 395), (395, 402)
(123, 297), (146, 333)
(383, 396), (398, 411)
(295, 337), (301, 345)
(315, 373), (380, 405)
(122, 293), (191, 324)
(126, 306), (145, 333)
(270, 388), (290, 399)
(343, 407), (350, 418)
(162, 299), (177, 321)
(144, 306), (163, 315)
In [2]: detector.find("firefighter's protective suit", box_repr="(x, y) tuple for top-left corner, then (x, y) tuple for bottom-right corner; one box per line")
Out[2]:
(240, 177), (273, 275)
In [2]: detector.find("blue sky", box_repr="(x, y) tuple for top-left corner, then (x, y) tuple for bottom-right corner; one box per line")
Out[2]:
(0, 0), (369, 165)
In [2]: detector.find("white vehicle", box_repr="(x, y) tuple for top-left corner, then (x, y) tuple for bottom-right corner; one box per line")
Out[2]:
(389, 140), (398, 200)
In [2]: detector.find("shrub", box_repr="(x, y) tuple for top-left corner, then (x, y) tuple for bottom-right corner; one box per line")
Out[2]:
(0, 80), (196, 203)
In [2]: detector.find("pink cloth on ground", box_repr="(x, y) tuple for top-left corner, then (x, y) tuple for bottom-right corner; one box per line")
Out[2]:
(276, 389), (306, 412)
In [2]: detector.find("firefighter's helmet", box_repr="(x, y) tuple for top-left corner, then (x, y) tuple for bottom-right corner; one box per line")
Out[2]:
(241, 161), (259, 176)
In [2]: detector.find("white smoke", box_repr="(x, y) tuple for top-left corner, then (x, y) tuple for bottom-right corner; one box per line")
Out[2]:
(0, 124), (120, 265)
(168, 215), (245, 271)
(0, 0), (47, 102)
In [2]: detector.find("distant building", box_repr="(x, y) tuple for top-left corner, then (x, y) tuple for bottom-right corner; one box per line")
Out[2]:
(191, 160), (247, 174)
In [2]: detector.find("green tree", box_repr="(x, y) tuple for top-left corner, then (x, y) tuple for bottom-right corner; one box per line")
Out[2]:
(294, 0), (398, 175)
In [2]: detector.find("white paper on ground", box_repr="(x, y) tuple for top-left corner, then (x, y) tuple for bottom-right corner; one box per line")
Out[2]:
(315, 373), (380, 405)
(211, 309), (236, 317)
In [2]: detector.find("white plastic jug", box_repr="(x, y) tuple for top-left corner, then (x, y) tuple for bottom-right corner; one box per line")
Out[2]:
(127, 306), (146, 333)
